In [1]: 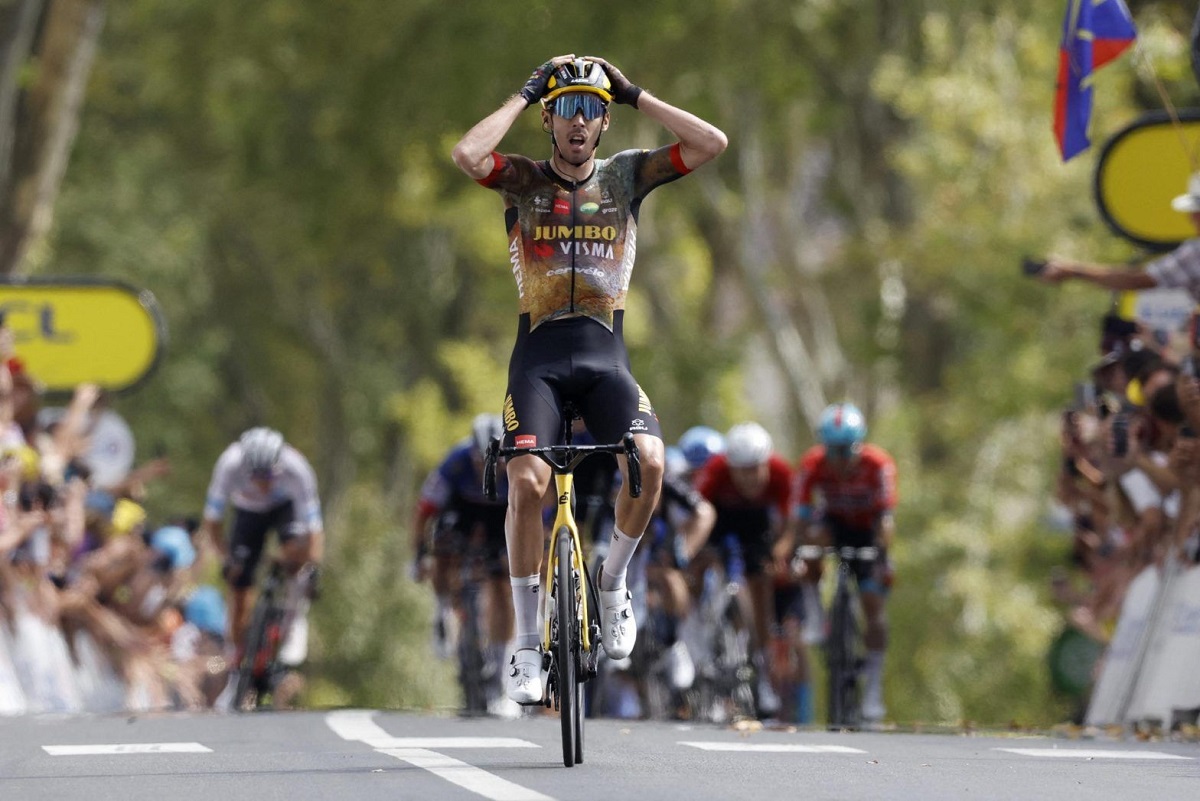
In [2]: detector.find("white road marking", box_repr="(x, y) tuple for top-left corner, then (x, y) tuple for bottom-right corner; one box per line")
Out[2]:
(43, 743), (212, 756)
(326, 711), (554, 801)
(365, 737), (538, 749)
(995, 748), (1193, 761)
(680, 742), (867, 754)
(379, 748), (554, 801)
(325, 709), (392, 742)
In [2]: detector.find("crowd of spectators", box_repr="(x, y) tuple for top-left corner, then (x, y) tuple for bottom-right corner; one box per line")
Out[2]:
(0, 321), (230, 714)
(1051, 310), (1200, 704)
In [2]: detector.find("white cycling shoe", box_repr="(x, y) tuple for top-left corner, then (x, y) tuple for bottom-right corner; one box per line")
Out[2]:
(506, 648), (545, 705)
(599, 585), (637, 660)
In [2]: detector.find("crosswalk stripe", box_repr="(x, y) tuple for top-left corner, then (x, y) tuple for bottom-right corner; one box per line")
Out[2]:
(995, 748), (1193, 760)
(680, 742), (867, 754)
(43, 743), (212, 756)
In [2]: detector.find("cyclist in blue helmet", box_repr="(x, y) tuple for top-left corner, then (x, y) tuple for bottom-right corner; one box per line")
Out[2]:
(790, 402), (898, 724)
(678, 425), (726, 474)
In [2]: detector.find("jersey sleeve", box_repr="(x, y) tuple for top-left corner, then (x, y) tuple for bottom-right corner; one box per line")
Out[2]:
(869, 446), (898, 513)
(614, 145), (691, 202)
(792, 448), (823, 515)
(283, 448), (324, 530)
(768, 455), (793, 519)
(202, 445), (241, 522)
(476, 152), (540, 193)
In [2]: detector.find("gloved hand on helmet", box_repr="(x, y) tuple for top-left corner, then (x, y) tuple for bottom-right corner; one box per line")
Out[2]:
(585, 56), (643, 108)
(519, 55), (576, 107)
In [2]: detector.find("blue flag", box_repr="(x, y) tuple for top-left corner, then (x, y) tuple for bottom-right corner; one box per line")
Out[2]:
(1055, 0), (1137, 161)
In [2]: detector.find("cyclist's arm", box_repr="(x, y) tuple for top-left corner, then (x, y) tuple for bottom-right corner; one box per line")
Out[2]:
(451, 95), (527, 180)
(676, 494), (716, 561)
(877, 512), (895, 549)
(289, 451), (325, 564)
(201, 445), (239, 557)
(632, 93), (727, 171)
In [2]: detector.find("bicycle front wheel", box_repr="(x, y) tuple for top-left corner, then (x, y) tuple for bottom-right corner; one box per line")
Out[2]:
(556, 529), (578, 767)
(826, 586), (861, 729)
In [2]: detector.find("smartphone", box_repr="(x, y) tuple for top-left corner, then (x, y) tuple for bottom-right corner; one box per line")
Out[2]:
(1111, 413), (1129, 458)
(1021, 256), (1048, 276)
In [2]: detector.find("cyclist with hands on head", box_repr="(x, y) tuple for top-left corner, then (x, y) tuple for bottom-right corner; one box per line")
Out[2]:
(452, 55), (727, 705)
(785, 402), (897, 723)
(201, 427), (324, 657)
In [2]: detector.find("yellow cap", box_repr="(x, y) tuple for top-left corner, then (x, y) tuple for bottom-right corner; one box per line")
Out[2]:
(111, 498), (147, 536)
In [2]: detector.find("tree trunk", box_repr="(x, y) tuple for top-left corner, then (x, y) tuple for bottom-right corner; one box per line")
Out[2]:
(0, 0), (106, 275)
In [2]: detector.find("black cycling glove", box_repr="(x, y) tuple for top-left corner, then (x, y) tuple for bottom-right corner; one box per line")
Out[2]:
(590, 57), (642, 108)
(519, 60), (556, 107)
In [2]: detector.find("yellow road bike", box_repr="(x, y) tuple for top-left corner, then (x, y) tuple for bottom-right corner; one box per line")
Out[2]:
(484, 421), (642, 767)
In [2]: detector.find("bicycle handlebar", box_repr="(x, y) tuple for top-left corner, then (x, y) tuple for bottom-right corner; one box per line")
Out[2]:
(482, 434), (643, 500)
(794, 544), (880, 562)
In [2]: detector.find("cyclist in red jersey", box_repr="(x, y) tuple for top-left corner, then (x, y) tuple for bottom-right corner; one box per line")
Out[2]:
(452, 55), (726, 705)
(694, 422), (793, 718)
(786, 402), (897, 723)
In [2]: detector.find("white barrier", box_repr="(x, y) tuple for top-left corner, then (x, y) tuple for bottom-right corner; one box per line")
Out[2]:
(1085, 555), (1200, 728)
(1125, 561), (1200, 725)
(0, 604), (127, 716)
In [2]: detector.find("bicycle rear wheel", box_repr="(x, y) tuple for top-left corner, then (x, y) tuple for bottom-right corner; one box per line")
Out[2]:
(556, 529), (578, 767)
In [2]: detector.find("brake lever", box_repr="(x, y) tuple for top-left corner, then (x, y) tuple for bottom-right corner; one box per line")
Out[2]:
(483, 438), (499, 500)
(622, 432), (642, 498)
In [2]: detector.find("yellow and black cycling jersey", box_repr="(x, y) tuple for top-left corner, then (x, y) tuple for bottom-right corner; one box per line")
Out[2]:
(477, 144), (691, 331)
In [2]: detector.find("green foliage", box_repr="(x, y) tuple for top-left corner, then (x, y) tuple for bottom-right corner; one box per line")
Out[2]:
(32, 0), (1198, 725)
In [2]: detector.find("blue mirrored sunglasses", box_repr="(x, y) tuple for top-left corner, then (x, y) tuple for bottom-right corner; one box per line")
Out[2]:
(549, 93), (608, 121)
(826, 444), (860, 461)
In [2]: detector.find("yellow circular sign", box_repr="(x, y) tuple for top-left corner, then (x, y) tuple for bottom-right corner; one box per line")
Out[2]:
(0, 279), (166, 393)
(1095, 110), (1200, 251)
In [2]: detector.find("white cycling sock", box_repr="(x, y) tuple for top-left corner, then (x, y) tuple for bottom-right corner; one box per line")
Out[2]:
(601, 526), (640, 591)
(864, 650), (885, 693)
(510, 574), (541, 651)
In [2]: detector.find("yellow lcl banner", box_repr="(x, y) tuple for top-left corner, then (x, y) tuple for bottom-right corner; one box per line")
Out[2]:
(1095, 109), (1200, 251)
(0, 279), (166, 393)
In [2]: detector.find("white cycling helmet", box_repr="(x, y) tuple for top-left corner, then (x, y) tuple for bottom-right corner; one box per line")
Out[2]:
(725, 422), (773, 468)
(470, 413), (504, 457)
(240, 427), (284, 474)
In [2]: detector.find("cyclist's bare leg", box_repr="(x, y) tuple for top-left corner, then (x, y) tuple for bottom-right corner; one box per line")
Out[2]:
(603, 434), (664, 588)
(505, 454), (553, 576)
(231, 587), (253, 656)
(487, 573), (513, 648)
(860, 589), (888, 719)
(746, 573), (773, 655)
(505, 454), (552, 647)
(861, 591), (887, 651)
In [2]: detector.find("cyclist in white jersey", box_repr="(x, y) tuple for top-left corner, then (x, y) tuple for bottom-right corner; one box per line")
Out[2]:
(201, 428), (324, 650)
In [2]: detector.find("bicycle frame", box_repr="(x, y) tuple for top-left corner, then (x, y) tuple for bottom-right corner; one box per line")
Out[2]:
(544, 471), (591, 653)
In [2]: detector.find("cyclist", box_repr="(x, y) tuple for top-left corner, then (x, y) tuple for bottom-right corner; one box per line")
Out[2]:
(200, 428), (323, 666)
(411, 413), (513, 713)
(694, 421), (793, 718)
(787, 402), (897, 723)
(452, 55), (727, 704)
(678, 425), (726, 479)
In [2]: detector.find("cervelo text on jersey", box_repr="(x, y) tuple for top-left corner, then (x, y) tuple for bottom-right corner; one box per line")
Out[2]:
(479, 145), (691, 331)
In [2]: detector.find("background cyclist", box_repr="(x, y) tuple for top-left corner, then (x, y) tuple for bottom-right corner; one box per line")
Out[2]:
(411, 413), (513, 713)
(452, 54), (726, 704)
(788, 402), (897, 723)
(200, 427), (324, 667)
(694, 421), (793, 718)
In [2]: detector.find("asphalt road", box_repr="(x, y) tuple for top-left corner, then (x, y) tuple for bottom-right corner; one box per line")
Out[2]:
(1, 710), (1197, 800)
